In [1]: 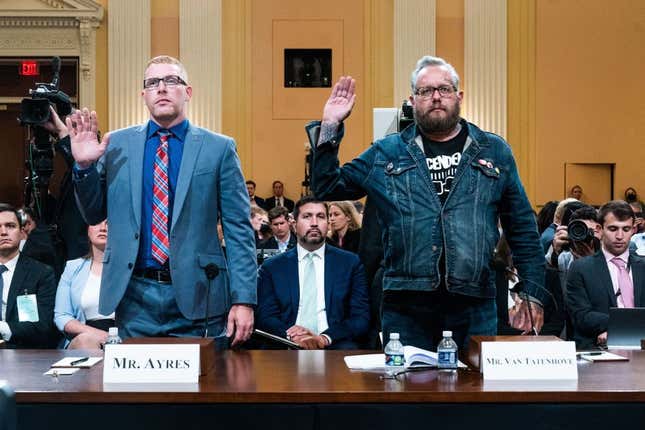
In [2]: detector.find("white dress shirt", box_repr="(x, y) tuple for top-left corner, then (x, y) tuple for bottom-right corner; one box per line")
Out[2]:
(277, 232), (292, 253)
(295, 243), (329, 335)
(0, 253), (20, 341)
(81, 272), (115, 321)
(602, 247), (633, 308)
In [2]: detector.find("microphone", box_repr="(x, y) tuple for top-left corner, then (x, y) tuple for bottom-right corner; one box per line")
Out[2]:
(202, 263), (220, 338)
(51, 56), (61, 89)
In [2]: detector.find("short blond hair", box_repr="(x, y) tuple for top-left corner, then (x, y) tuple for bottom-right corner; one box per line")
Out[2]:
(251, 205), (267, 219)
(145, 55), (188, 82)
(553, 198), (578, 224)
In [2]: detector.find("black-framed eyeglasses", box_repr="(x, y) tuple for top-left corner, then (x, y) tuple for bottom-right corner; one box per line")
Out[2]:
(143, 75), (187, 90)
(414, 85), (455, 98)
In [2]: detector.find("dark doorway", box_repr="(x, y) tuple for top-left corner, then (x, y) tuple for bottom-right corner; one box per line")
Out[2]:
(0, 57), (78, 207)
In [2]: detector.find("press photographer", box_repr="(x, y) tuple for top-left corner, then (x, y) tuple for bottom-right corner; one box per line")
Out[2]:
(18, 57), (88, 274)
(549, 205), (602, 288)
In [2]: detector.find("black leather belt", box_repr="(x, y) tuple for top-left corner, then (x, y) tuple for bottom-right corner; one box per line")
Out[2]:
(133, 268), (172, 284)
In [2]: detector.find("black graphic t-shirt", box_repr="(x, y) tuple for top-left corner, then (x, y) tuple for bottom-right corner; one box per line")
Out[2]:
(421, 121), (468, 205)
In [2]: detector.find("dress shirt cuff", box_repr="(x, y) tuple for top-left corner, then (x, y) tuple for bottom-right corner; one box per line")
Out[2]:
(321, 333), (332, 347)
(72, 163), (94, 180)
(0, 321), (12, 341)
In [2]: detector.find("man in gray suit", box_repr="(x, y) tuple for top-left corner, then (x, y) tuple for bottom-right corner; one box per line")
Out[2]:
(67, 56), (256, 345)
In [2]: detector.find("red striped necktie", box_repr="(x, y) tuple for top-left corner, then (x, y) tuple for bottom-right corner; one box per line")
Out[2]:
(151, 130), (171, 265)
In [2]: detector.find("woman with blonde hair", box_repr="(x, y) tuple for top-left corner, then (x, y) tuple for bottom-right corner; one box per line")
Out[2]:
(327, 201), (362, 253)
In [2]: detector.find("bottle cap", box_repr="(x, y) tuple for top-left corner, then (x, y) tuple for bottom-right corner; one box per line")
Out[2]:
(108, 327), (119, 336)
(390, 332), (400, 340)
(442, 330), (452, 337)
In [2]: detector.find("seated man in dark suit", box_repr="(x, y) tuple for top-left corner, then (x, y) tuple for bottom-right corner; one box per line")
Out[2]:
(566, 200), (645, 349)
(256, 196), (370, 349)
(17, 207), (59, 277)
(264, 180), (295, 212)
(261, 206), (297, 252)
(246, 180), (266, 209)
(0, 204), (58, 348)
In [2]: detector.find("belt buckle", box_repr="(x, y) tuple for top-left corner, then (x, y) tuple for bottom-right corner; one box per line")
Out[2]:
(156, 270), (170, 284)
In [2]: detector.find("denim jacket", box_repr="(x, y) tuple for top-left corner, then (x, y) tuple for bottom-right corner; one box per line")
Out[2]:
(307, 120), (547, 305)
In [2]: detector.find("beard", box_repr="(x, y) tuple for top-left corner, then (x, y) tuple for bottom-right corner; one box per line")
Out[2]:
(300, 229), (325, 246)
(414, 102), (461, 135)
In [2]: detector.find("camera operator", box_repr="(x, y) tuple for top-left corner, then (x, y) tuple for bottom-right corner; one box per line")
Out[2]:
(43, 106), (89, 263)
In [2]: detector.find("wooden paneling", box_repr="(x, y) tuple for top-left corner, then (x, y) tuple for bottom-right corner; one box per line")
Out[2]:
(249, 0), (366, 201)
(535, 0), (645, 202)
(507, 0), (537, 204)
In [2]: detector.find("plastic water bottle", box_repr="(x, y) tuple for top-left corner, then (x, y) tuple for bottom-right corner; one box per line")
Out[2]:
(105, 327), (122, 345)
(384, 332), (405, 377)
(437, 330), (458, 371)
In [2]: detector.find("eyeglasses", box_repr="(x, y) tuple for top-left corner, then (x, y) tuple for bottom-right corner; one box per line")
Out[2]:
(414, 85), (455, 98)
(143, 75), (187, 90)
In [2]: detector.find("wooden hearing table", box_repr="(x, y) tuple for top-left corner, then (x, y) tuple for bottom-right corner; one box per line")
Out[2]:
(2, 348), (645, 429)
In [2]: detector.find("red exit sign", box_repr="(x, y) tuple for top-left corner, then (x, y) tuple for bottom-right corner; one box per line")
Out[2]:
(20, 61), (39, 76)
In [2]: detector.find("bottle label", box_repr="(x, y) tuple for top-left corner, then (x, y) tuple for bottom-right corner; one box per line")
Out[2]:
(438, 351), (457, 367)
(385, 353), (405, 367)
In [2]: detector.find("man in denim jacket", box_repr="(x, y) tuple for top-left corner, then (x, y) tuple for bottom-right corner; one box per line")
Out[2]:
(307, 56), (546, 350)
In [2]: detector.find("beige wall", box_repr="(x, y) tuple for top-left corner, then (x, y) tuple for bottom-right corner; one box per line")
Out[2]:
(151, 0), (179, 58)
(535, 0), (645, 204)
(91, 0), (644, 206)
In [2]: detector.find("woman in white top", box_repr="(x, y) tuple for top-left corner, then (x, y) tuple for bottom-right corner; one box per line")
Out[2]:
(54, 220), (114, 348)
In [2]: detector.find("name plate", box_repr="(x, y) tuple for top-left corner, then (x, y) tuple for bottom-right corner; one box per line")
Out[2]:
(103, 344), (200, 383)
(481, 341), (578, 380)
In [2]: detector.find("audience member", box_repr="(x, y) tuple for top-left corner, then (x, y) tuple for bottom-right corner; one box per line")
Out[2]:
(566, 200), (645, 349)
(54, 220), (114, 349)
(552, 206), (602, 289)
(16, 207), (58, 275)
(264, 180), (295, 211)
(246, 180), (266, 209)
(546, 200), (587, 267)
(327, 201), (362, 253)
(0, 204), (58, 348)
(536, 201), (558, 236)
(263, 206), (297, 252)
(631, 201), (645, 256)
(569, 185), (583, 201)
(540, 198), (577, 254)
(251, 206), (272, 247)
(256, 196), (369, 349)
(624, 187), (641, 206)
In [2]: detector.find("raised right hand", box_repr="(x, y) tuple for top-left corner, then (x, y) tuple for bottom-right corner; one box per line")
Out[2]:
(322, 76), (356, 124)
(66, 108), (110, 169)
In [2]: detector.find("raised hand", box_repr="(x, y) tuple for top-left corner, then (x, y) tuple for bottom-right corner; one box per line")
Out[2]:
(65, 108), (110, 169)
(322, 76), (356, 125)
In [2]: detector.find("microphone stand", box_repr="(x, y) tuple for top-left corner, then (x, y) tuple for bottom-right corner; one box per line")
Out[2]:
(504, 267), (546, 336)
(203, 263), (220, 338)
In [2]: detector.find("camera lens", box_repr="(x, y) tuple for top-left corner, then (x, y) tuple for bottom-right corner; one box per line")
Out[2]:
(568, 219), (591, 242)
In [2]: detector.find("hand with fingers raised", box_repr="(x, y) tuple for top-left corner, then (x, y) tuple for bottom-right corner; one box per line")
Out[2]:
(322, 76), (356, 125)
(65, 108), (110, 169)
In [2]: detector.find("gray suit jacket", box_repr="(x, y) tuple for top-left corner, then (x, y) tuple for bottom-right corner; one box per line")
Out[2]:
(74, 123), (257, 320)
(566, 251), (645, 349)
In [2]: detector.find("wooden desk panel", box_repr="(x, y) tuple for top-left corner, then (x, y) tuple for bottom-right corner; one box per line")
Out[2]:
(2, 349), (645, 403)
